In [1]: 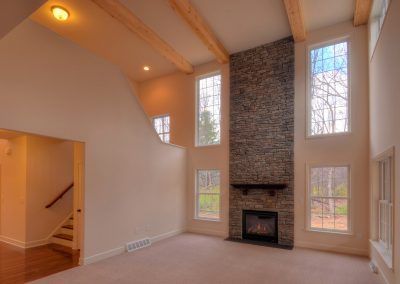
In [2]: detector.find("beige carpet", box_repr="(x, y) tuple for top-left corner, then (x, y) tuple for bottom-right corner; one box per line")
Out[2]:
(31, 233), (379, 284)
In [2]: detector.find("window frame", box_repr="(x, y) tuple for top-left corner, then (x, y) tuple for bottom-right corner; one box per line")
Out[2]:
(152, 114), (170, 143)
(195, 71), (222, 147)
(369, 0), (391, 59)
(194, 169), (222, 222)
(372, 148), (394, 268)
(306, 37), (352, 138)
(306, 164), (352, 234)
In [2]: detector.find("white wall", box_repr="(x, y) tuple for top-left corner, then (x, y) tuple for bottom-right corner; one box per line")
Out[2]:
(0, 20), (187, 263)
(0, 136), (27, 245)
(294, 22), (370, 255)
(0, 0), (45, 40)
(369, 0), (400, 283)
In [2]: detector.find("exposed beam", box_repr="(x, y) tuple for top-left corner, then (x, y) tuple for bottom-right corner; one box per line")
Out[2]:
(283, 0), (306, 42)
(354, 0), (373, 26)
(91, 0), (193, 74)
(169, 0), (229, 64)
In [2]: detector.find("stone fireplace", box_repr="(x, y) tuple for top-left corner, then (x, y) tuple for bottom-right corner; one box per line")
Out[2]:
(229, 37), (294, 248)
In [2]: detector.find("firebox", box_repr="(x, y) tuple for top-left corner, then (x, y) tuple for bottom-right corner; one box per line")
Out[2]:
(242, 210), (278, 243)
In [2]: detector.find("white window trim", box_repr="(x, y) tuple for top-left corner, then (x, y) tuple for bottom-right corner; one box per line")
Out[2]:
(195, 71), (222, 147)
(306, 36), (352, 138)
(371, 147), (395, 269)
(306, 164), (352, 235)
(194, 169), (222, 222)
(152, 114), (170, 143)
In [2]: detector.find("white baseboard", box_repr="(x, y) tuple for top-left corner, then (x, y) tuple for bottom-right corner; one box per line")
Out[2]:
(80, 246), (125, 265)
(0, 235), (26, 248)
(186, 227), (227, 238)
(80, 228), (185, 265)
(0, 235), (50, 248)
(25, 238), (50, 248)
(295, 240), (368, 256)
(150, 229), (185, 243)
(375, 264), (390, 284)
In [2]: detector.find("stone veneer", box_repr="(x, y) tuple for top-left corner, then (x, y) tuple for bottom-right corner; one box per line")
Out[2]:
(229, 37), (294, 246)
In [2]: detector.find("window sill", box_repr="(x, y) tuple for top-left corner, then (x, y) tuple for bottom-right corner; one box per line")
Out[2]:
(370, 240), (393, 269)
(193, 217), (222, 223)
(194, 143), (222, 148)
(306, 228), (352, 236)
(306, 131), (352, 140)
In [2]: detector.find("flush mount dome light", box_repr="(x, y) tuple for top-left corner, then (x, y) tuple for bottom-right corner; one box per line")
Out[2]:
(143, 66), (150, 71)
(51, 6), (69, 21)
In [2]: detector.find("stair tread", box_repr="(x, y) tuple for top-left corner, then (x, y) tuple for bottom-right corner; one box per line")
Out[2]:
(62, 224), (73, 230)
(53, 233), (73, 241)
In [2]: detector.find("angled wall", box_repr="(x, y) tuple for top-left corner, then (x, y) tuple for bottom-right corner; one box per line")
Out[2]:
(0, 20), (187, 263)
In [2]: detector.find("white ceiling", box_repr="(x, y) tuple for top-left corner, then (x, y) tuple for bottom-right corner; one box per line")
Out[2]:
(303, 0), (355, 32)
(30, 0), (356, 82)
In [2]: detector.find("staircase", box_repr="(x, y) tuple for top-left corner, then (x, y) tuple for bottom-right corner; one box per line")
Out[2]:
(51, 216), (74, 248)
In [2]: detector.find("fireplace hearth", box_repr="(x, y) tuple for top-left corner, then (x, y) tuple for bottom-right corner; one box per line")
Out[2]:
(242, 210), (278, 243)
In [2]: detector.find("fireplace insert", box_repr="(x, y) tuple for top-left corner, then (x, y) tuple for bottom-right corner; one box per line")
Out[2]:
(242, 210), (278, 243)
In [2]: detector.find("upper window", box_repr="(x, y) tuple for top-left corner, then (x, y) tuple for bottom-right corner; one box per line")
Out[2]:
(196, 73), (221, 146)
(378, 156), (393, 261)
(153, 115), (170, 143)
(309, 166), (350, 233)
(196, 169), (221, 220)
(308, 40), (350, 136)
(369, 0), (390, 58)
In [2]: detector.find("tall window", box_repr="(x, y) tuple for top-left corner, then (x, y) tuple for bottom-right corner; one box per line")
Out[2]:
(153, 115), (170, 143)
(369, 0), (391, 58)
(196, 73), (221, 146)
(309, 40), (350, 136)
(196, 170), (221, 220)
(309, 166), (350, 232)
(378, 156), (393, 258)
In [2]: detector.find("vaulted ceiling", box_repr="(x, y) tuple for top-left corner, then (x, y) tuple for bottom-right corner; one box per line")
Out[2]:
(29, 0), (370, 82)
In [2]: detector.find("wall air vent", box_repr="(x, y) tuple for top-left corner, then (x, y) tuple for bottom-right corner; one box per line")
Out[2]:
(126, 238), (151, 252)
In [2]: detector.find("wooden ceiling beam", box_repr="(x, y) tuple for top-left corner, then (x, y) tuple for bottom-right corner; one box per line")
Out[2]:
(283, 0), (306, 42)
(354, 0), (373, 26)
(91, 0), (193, 74)
(169, 0), (229, 64)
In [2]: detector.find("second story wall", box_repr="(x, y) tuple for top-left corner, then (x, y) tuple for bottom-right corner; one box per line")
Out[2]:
(138, 62), (230, 237)
(0, 19), (187, 263)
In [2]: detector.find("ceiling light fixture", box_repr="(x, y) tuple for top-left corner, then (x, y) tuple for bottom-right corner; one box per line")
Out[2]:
(51, 6), (70, 21)
(143, 66), (150, 71)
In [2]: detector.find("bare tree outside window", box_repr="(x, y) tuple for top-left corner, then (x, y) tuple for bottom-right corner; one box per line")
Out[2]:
(196, 170), (220, 220)
(197, 74), (221, 146)
(153, 115), (170, 143)
(309, 41), (349, 136)
(310, 166), (349, 232)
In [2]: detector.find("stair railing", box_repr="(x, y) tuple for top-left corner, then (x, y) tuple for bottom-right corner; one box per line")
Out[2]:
(45, 183), (74, 208)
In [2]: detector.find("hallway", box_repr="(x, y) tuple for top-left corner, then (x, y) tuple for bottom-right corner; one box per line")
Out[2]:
(0, 242), (78, 284)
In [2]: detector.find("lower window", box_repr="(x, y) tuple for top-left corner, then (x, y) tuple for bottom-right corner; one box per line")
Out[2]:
(378, 156), (393, 259)
(196, 170), (221, 220)
(309, 166), (350, 233)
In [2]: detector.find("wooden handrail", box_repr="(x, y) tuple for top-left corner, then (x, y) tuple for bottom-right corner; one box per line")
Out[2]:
(45, 183), (74, 208)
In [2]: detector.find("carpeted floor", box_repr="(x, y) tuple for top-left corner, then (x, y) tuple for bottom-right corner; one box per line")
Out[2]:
(31, 233), (379, 284)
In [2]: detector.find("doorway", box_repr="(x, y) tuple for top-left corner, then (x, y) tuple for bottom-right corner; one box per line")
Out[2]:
(0, 129), (85, 283)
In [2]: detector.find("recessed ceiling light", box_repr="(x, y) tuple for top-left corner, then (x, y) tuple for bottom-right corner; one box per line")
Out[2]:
(51, 6), (70, 21)
(143, 66), (150, 71)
